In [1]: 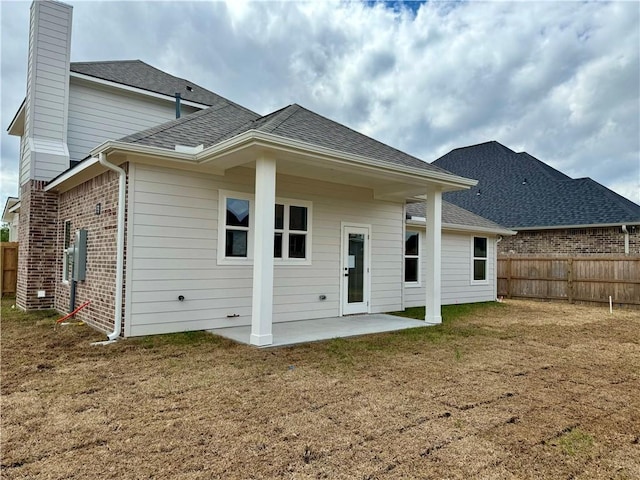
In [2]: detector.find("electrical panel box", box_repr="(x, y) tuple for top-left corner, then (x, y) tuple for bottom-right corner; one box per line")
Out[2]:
(72, 229), (87, 281)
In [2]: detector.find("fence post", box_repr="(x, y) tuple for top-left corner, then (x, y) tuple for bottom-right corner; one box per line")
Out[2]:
(567, 257), (574, 304)
(506, 257), (512, 299)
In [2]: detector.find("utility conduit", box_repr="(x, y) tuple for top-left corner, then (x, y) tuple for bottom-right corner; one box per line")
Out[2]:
(56, 300), (91, 324)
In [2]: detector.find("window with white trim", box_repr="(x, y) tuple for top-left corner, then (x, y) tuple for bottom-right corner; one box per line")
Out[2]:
(218, 191), (312, 264)
(225, 197), (251, 258)
(62, 220), (73, 282)
(405, 230), (420, 284)
(472, 236), (488, 282)
(274, 202), (309, 260)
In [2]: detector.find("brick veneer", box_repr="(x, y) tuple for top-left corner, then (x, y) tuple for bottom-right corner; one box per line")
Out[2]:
(16, 180), (59, 310)
(54, 166), (128, 335)
(499, 226), (640, 256)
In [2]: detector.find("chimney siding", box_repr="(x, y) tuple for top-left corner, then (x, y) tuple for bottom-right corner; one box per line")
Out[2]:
(21, 0), (72, 185)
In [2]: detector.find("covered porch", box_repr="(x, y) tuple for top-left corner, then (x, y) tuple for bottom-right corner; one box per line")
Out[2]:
(209, 313), (427, 348)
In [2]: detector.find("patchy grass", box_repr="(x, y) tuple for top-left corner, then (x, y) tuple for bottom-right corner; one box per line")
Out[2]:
(2, 297), (639, 479)
(555, 428), (595, 456)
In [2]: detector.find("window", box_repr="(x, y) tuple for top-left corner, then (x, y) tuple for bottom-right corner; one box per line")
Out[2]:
(225, 197), (250, 257)
(218, 190), (311, 265)
(62, 220), (73, 282)
(472, 236), (488, 282)
(405, 230), (420, 284)
(274, 203), (309, 260)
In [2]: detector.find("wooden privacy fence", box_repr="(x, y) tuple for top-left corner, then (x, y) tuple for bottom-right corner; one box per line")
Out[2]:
(1, 242), (18, 297)
(498, 256), (640, 307)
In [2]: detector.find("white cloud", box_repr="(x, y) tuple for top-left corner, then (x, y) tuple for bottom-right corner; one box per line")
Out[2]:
(1, 0), (638, 206)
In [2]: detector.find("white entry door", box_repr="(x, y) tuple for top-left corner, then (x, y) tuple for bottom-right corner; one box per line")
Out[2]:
(341, 225), (370, 315)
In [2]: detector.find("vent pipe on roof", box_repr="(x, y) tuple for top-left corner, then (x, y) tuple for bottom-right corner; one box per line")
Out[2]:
(175, 92), (181, 119)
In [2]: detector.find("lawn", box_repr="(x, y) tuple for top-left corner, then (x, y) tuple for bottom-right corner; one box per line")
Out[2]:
(1, 298), (639, 479)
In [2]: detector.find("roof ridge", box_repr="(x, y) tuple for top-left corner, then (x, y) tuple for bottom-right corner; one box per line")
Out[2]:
(258, 104), (300, 133)
(208, 104), (293, 141)
(447, 140), (504, 154)
(575, 177), (640, 216)
(517, 151), (571, 181)
(290, 104), (440, 169)
(71, 59), (143, 65)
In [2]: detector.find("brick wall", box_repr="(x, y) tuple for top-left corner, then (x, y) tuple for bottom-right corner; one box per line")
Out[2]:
(16, 180), (59, 310)
(499, 226), (640, 256)
(54, 166), (128, 335)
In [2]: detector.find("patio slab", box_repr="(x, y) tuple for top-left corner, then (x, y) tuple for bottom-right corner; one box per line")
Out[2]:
(209, 313), (429, 347)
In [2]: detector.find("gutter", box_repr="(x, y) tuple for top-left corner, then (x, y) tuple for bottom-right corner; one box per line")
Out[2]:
(92, 152), (126, 344)
(90, 132), (477, 192)
(406, 217), (516, 236)
(622, 225), (629, 256)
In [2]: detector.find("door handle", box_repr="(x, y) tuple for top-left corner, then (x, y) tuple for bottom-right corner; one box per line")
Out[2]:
(344, 273), (349, 277)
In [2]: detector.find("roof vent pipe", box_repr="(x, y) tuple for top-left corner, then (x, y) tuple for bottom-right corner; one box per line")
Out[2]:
(175, 92), (181, 119)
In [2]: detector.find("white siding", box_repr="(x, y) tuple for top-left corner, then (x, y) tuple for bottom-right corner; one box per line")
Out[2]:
(404, 229), (498, 308)
(127, 164), (403, 336)
(21, 0), (72, 184)
(67, 81), (198, 163)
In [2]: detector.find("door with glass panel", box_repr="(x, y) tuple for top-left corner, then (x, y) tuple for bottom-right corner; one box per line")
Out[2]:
(341, 225), (370, 315)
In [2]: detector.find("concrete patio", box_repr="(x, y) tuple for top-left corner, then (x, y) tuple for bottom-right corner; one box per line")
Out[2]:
(209, 314), (429, 347)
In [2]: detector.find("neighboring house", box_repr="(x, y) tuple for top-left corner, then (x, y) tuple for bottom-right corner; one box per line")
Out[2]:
(8, 1), (512, 346)
(432, 141), (640, 256)
(2, 197), (20, 242)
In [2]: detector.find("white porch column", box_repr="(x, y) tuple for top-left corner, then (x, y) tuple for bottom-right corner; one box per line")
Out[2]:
(250, 156), (276, 346)
(425, 187), (442, 324)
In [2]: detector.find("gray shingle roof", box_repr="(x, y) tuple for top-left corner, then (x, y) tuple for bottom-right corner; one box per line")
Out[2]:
(407, 200), (510, 232)
(121, 103), (451, 175)
(70, 60), (255, 113)
(118, 104), (260, 148)
(432, 141), (640, 228)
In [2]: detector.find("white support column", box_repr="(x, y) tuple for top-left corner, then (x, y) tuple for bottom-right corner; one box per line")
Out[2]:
(424, 187), (442, 324)
(250, 156), (276, 346)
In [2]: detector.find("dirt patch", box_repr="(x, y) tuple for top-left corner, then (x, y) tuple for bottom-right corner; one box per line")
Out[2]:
(1, 299), (639, 479)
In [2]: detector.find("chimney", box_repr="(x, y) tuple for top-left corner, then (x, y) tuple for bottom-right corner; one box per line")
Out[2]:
(15, 0), (73, 312)
(21, 0), (73, 185)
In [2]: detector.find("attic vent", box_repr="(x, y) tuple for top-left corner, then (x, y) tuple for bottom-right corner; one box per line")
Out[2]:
(186, 85), (193, 91)
(522, 178), (527, 185)
(175, 144), (204, 154)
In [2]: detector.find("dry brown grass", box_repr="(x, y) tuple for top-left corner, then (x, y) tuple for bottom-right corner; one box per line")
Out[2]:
(1, 298), (639, 479)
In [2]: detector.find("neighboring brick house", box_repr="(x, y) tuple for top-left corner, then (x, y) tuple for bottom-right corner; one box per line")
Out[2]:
(432, 141), (640, 257)
(7, 0), (514, 346)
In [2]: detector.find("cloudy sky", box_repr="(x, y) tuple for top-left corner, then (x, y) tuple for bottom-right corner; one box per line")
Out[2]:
(1, 0), (639, 206)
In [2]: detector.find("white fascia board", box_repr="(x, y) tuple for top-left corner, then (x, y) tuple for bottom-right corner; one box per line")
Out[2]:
(2, 198), (20, 221)
(44, 156), (102, 192)
(90, 140), (196, 162)
(7, 99), (26, 136)
(406, 218), (516, 236)
(85, 132), (477, 192)
(70, 72), (211, 110)
(196, 130), (478, 190)
(8, 202), (21, 214)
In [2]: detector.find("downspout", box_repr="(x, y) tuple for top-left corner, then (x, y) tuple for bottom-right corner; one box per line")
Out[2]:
(95, 152), (126, 343)
(621, 225), (629, 256)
